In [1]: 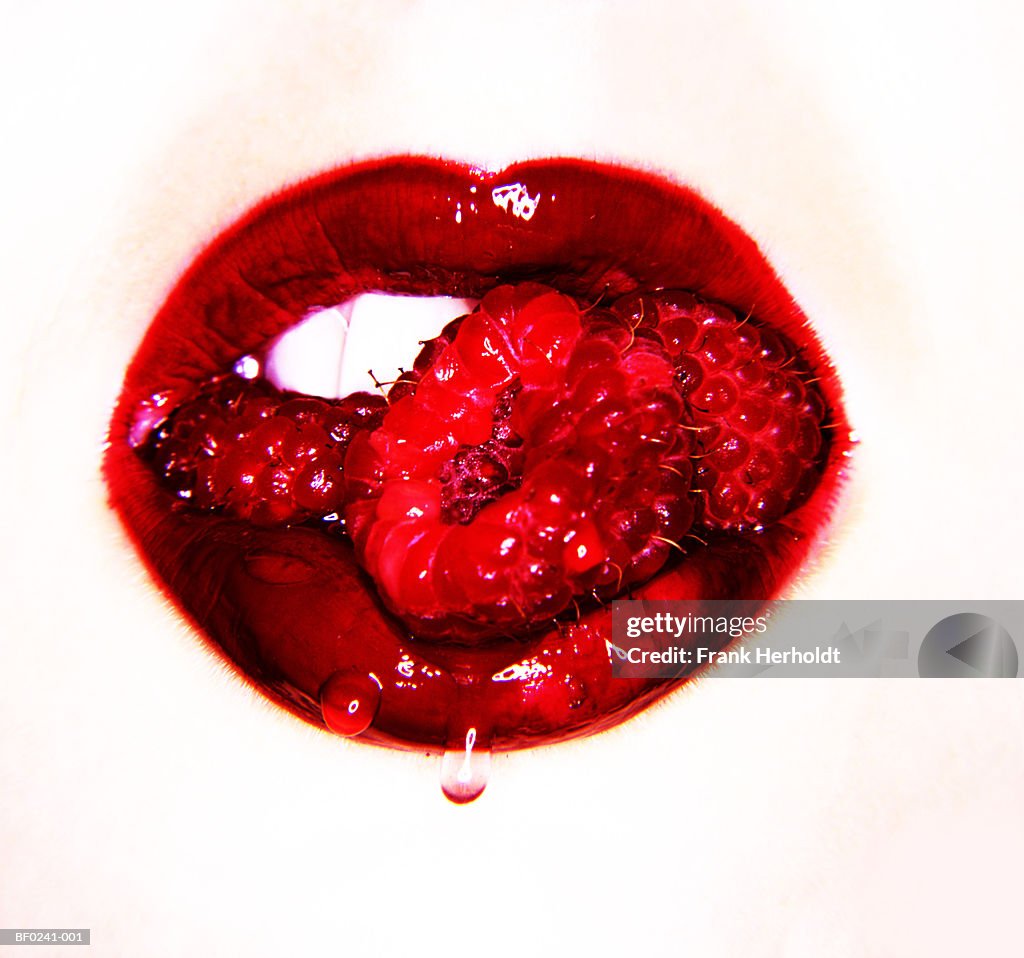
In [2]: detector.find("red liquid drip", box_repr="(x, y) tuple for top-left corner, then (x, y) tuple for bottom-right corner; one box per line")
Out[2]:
(320, 671), (382, 737)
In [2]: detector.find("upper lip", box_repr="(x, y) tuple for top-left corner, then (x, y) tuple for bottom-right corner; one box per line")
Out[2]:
(112, 156), (827, 417)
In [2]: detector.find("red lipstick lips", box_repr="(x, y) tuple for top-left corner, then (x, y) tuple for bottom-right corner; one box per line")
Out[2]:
(104, 156), (851, 802)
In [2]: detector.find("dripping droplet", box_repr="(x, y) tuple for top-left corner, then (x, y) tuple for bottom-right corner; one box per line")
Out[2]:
(320, 671), (382, 737)
(440, 727), (491, 805)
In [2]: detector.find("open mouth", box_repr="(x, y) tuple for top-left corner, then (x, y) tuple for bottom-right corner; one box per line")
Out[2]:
(104, 156), (851, 802)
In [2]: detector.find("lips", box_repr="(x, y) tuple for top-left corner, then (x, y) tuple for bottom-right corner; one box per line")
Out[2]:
(105, 156), (851, 772)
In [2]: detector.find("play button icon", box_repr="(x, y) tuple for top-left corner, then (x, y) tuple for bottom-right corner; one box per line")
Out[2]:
(918, 613), (1018, 677)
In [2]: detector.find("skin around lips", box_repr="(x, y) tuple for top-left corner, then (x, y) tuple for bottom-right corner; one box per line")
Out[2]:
(105, 156), (851, 752)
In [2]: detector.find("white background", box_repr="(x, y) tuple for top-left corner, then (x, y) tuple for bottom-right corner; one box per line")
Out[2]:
(2, 2), (1023, 955)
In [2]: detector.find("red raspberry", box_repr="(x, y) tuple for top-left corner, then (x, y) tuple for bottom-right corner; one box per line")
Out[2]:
(612, 291), (827, 531)
(344, 285), (697, 641)
(145, 376), (387, 525)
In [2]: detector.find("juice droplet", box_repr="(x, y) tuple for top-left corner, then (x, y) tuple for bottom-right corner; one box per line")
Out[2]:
(233, 354), (261, 379)
(320, 671), (382, 737)
(440, 727), (491, 805)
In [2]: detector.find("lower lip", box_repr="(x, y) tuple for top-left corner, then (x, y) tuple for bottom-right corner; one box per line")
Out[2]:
(104, 156), (851, 763)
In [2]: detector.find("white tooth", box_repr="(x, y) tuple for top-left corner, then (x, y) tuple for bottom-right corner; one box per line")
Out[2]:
(264, 304), (353, 398)
(336, 293), (478, 397)
(264, 294), (478, 399)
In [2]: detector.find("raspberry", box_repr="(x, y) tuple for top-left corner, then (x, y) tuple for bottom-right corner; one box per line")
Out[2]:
(144, 376), (387, 525)
(344, 285), (696, 641)
(612, 291), (827, 531)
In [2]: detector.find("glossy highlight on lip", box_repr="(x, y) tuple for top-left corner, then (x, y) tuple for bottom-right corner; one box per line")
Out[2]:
(104, 156), (852, 788)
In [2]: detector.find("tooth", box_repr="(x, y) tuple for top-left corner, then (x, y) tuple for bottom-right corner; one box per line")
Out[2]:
(264, 303), (353, 398)
(264, 294), (479, 399)
(337, 293), (478, 397)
